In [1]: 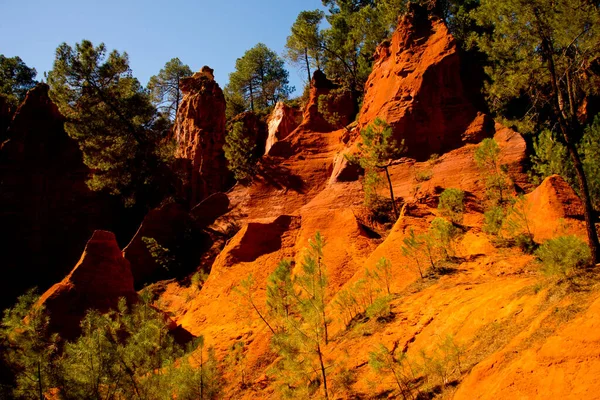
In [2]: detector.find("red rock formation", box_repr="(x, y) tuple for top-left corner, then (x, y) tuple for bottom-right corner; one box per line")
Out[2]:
(0, 84), (131, 311)
(173, 66), (231, 207)
(359, 9), (493, 160)
(525, 174), (586, 242)
(38, 231), (137, 340)
(301, 70), (355, 133)
(123, 194), (231, 288)
(266, 102), (302, 154)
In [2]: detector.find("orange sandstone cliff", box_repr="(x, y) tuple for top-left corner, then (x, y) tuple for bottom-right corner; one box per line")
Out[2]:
(24, 10), (600, 400)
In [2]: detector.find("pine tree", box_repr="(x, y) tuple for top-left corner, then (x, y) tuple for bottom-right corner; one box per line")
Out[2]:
(285, 10), (325, 84)
(472, 0), (600, 263)
(147, 58), (192, 120)
(269, 232), (331, 399)
(47, 40), (173, 207)
(0, 55), (37, 107)
(223, 121), (258, 181)
(226, 43), (293, 112)
(348, 118), (405, 218)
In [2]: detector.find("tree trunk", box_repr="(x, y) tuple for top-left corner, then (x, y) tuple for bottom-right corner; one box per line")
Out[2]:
(175, 74), (180, 119)
(249, 84), (255, 112)
(37, 361), (43, 400)
(304, 47), (312, 85)
(384, 166), (399, 219)
(542, 36), (599, 265)
(317, 344), (329, 400)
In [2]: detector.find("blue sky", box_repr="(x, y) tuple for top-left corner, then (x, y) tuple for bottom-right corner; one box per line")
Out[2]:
(0, 0), (327, 95)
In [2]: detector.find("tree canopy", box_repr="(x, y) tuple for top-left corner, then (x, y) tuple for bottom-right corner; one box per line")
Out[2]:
(471, 0), (600, 262)
(226, 43), (293, 113)
(0, 55), (37, 107)
(147, 57), (192, 121)
(285, 10), (326, 85)
(47, 40), (173, 208)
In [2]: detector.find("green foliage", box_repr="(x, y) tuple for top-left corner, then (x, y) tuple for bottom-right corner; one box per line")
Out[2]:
(226, 43), (293, 113)
(147, 57), (192, 120)
(415, 169), (433, 182)
(235, 273), (276, 335)
(420, 335), (465, 389)
(1, 292), (223, 399)
(482, 206), (504, 236)
(579, 117), (600, 211)
(142, 236), (175, 271)
(401, 229), (427, 279)
(1, 289), (58, 400)
(335, 257), (394, 329)
(48, 40), (173, 207)
(437, 188), (465, 224)
(320, 1), (389, 92)
(285, 10), (325, 84)
(191, 271), (209, 290)
(535, 235), (592, 277)
(268, 232), (331, 399)
(429, 217), (459, 260)
(530, 117), (600, 212)
(175, 338), (224, 400)
(530, 130), (575, 185)
(224, 121), (258, 181)
(471, 0), (600, 124)
(474, 138), (511, 205)
(0, 55), (37, 107)
(317, 91), (348, 130)
(266, 260), (295, 332)
(225, 341), (247, 389)
(368, 343), (417, 399)
(348, 118), (405, 216)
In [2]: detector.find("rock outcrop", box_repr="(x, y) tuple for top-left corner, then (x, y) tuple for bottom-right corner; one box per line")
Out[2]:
(38, 231), (137, 340)
(301, 70), (355, 133)
(123, 194), (230, 288)
(359, 7), (493, 160)
(265, 102), (302, 154)
(525, 174), (586, 242)
(173, 66), (231, 207)
(0, 85), (129, 311)
(123, 202), (194, 287)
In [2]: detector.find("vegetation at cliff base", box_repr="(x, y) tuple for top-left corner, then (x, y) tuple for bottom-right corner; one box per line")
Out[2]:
(47, 40), (174, 208)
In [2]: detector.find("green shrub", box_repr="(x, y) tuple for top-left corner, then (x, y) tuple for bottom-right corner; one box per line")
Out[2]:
(438, 188), (465, 224)
(483, 206), (504, 236)
(415, 169), (433, 182)
(535, 235), (592, 277)
(224, 121), (258, 181)
(366, 295), (392, 321)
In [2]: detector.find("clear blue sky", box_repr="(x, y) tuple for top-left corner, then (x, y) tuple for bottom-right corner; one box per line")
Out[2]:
(0, 0), (327, 95)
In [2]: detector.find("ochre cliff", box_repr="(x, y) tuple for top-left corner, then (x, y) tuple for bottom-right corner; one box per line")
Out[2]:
(0, 85), (131, 311)
(149, 12), (600, 400)
(359, 8), (492, 160)
(173, 66), (231, 207)
(9, 10), (600, 400)
(37, 231), (137, 340)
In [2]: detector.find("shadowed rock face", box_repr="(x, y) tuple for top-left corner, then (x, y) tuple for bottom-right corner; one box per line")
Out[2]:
(0, 95), (12, 142)
(0, 85), (133, 311)
(359, 9), (493, 160)
(173, 67), (232, 207)
(301, 70), (356, 133)
(37, 231), (138, 340)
